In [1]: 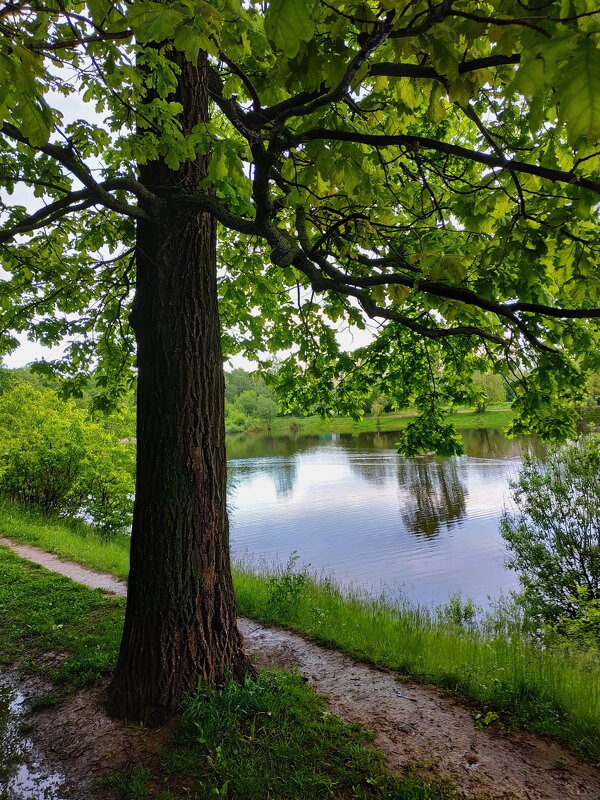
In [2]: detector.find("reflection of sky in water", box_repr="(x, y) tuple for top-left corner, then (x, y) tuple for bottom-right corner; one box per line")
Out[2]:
(228, 430), (540, 609)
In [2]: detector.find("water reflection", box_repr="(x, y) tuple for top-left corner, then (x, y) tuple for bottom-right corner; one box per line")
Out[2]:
(395, 457), (467, 538)
(227, 427), (544, 608)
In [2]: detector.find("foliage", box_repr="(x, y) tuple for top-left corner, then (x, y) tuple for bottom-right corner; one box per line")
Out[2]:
(0, 384), (134, 535)
(501, 435), (600, 623)
(255, 394), (278, 427)
(266, 552), (308, 620)
(546, 587), (600, 650)
(370, 396), (386, 420)
(0, 3), (600, 441)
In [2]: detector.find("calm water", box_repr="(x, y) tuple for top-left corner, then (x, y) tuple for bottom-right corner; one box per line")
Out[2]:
(227, 428), (546, 609)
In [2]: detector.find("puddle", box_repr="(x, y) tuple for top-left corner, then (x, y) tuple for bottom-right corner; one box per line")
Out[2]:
(0, 679), (68, 800)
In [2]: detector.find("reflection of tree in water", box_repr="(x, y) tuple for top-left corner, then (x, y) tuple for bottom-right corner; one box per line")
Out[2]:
(461, 428), (546, 459)
(348, 455), (390, 486)
(271, 460), (298, 497)
(396, 457), (467, 537)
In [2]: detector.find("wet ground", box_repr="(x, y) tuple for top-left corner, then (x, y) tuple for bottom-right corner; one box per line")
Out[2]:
(0, 671), (68, 800)
(1, 537), (600, 800)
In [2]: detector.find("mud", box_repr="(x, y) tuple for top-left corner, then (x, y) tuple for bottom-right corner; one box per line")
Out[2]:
(1, 537), (599, 800)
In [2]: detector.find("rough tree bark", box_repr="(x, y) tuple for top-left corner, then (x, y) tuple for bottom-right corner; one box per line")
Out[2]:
(107, 51), (249, 727)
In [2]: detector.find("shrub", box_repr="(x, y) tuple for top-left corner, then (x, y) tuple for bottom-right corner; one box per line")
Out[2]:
(0, 384), (134, 535)
(501, 435), (600, 625)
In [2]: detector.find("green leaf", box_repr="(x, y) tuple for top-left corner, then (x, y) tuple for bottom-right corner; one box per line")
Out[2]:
(16, 95), (53, 146)
(509, 57), (546, 101)
(127, 2), (185, 43)
(173, 25), (210, 65)
(264, 0), (316, 59)
(558, 39), (600, 145)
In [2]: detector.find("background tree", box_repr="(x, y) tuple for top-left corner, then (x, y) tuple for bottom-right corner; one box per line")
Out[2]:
(501, 436), (600, 626)
(2, 1), (600, 724)
(256, 394), (279, 431)
(471, 371), (507, 413)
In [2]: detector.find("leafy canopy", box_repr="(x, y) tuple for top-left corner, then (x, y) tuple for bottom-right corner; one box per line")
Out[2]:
(2, 1), (600, 451)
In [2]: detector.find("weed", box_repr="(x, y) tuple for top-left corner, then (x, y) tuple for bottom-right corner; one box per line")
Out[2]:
(474, 711), (500, 729)
(265, 552), (308, 620)
(30, 691), (62, 711)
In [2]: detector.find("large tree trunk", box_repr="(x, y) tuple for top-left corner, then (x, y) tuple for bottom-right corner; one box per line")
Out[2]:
(107, 51), (249, 727)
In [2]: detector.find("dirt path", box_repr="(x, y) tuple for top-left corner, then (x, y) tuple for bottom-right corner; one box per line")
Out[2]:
(2, 537), (599, 800)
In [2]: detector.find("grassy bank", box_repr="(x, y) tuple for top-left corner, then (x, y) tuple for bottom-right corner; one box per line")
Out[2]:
(1, 505), (599, 762)
(0, 502), (130, 580)
(0, 545), (454, 800)
(265, 406), (513, 437)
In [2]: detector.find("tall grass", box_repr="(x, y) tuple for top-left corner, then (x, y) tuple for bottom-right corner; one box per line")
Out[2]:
(1, 503), (599, 760)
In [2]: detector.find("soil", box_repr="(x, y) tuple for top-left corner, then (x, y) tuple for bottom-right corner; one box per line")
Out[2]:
(1, 537), (599, 800)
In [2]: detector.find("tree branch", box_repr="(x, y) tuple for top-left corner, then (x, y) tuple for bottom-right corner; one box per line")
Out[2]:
(369, 53), (520, 82)
(1, 124), (147, 219)
(288, 128), (600, 196)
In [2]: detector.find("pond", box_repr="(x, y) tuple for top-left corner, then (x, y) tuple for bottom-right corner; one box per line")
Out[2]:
(226, 428), (546, 610)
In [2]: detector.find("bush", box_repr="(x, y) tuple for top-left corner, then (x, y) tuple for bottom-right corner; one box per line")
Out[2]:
(0, 384), (134, 535)
(501, 435), (600, 625)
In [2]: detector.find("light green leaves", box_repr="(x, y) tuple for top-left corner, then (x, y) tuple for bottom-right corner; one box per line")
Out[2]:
(15, 95), (54, 146)
(558, 38), (600, 145)
(264, 0), (317, 59)
(127, 1), (222, 61)
(127, 2), (185, 41)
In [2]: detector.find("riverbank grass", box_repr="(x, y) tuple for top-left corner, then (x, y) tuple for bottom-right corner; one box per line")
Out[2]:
(0, 544), (454, 800)
(0, 501), (130, 580)
(0, 544), (124, 685)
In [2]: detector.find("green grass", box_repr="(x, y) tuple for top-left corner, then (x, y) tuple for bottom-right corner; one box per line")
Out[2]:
(102, 670), (456, 800)
(1, 505), (599, 762)
(0, 544), (124, 685)
(264, 406), (513, 437)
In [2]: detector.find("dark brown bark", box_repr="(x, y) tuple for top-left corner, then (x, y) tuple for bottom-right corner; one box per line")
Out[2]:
(107, 51), (249, 726)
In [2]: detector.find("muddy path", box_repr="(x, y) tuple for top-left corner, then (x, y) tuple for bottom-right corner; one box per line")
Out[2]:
(1, 537), (599, 800)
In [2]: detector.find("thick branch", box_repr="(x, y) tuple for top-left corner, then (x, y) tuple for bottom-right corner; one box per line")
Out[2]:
(0, 179), (152, 244)
(369, 54), (520, 81)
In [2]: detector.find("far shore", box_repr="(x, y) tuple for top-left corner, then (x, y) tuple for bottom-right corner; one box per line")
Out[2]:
(230, 405), (514, 437)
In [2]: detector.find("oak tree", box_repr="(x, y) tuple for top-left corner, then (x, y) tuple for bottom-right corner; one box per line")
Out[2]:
(2, 0), (600, 724)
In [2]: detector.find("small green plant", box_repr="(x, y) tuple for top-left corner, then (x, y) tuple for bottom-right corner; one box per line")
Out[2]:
(437, 594), (480, 627)
(30, 691), (62, 711)
(266, 552), (308, 620)
(97, 767), (150, 800)
(474, 710), (499, 729)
